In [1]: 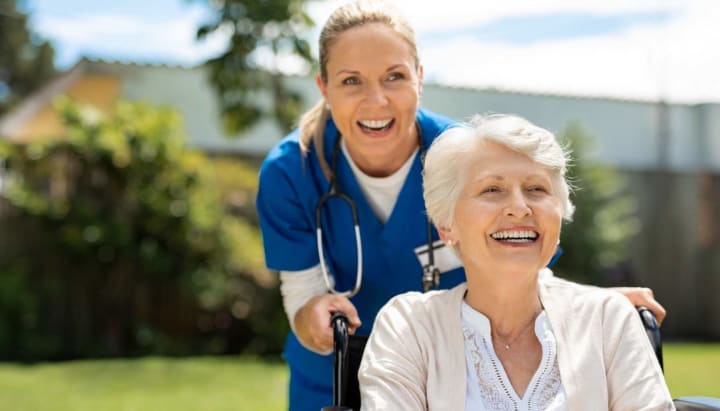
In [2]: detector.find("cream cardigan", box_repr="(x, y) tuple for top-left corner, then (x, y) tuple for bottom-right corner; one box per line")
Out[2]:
(358, 274), (674, 410)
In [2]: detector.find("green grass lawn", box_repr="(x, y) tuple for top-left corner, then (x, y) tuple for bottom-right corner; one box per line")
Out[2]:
(0, 343), (717, 410)
(0, 356), (289, 411)
(664, 343), (720, 398)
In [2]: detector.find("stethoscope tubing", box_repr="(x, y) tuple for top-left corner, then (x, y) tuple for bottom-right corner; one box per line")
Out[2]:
(315, 190), (363, 297)
(315, 124), (439, 298)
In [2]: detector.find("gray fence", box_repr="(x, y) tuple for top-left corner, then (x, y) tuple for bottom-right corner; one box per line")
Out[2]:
(623, 170), (720, 339)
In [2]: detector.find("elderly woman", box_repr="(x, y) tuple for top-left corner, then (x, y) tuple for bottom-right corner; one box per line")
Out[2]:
(357, 114), (673, 410)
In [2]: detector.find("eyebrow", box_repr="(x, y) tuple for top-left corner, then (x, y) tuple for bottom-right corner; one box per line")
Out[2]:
(334, 63), (409, 77)
(385, 64), (408, 72)
(473, 174), (550, 183)
(471, 175), (504, 184)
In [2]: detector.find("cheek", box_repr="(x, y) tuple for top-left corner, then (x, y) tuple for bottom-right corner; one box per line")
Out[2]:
(455, 203), (495, 237)
(542, 208), (563, 238)
(403, 91), (420, 112)
(327, 96), (353, 123)
(389, 86), (419, 107)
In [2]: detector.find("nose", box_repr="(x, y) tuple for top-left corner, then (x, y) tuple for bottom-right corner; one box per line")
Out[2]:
(504, 189), (532, 217)
(364, 82), (389, 106)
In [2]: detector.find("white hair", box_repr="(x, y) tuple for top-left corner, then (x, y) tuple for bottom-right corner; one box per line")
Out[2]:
(423, 114), (575, 230)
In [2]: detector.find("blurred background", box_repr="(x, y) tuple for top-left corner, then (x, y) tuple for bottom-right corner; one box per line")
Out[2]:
(0, 0), (719, 409)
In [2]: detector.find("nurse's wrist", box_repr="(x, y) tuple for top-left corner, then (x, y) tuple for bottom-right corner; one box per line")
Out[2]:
(294, 296), (334, 355)
(279, 266), (329, 334)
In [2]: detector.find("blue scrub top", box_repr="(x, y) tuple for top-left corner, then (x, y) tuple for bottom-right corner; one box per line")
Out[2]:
(257, 108), (466, 410)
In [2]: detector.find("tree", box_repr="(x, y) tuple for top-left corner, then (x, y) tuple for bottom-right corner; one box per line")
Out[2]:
(0, 0), (56, 115)
(196, 0), (315, 134)
(553, 122), (641, 285)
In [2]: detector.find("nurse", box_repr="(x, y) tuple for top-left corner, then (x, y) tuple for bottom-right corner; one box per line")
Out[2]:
(256, 1), (666, 410)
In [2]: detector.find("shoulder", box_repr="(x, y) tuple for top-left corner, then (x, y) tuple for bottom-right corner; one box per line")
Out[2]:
(258, 127), (326, 194)
(259, 129), (304, 178)
(256, 128), (320, 217)
(417, 108), (458, 140)
(260, 118), (340, 179)
(540, 273), (635, 318)
(377, 283), (466, 322)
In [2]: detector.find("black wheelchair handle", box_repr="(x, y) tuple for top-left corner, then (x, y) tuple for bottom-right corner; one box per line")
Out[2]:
(324, 312), (352, 411)
(637, 306), (663, 372)
(638, 306), (659, 330)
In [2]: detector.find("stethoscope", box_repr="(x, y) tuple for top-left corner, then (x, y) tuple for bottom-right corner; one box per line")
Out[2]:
(315, 124), (440, 298)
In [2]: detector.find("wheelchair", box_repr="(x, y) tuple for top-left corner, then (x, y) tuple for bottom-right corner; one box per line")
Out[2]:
(322, 309), (720, 411)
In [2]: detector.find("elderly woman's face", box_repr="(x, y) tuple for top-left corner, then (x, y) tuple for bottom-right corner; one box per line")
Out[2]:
(317, 23), (422, 171)
(443, 141), (563, 275)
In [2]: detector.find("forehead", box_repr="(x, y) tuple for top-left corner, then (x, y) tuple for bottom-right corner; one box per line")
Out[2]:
(466, 141), (549, 178)
(326, 23), (415, 70)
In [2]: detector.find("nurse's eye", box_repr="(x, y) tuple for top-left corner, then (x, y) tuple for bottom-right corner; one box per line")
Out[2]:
(341, 76), (361, 86)
(386, 72), (405, 81)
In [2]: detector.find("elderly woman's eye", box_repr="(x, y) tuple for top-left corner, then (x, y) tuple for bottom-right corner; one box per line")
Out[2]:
(342, 77), (361, 85)
(482, 186), (501, 193)
(528, 185), (549, 193)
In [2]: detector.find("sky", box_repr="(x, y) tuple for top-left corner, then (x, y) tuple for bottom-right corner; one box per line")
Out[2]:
(22, 0), (720, 104)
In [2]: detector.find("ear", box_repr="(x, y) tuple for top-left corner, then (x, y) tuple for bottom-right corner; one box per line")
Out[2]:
(437, 224), (455, 245)
(417, 64), (424, 95)
(316, 74), (328, 99)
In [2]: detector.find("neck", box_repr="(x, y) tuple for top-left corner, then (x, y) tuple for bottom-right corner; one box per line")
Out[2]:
(464, 269), (542, 336)
(349, 125), (419, 178)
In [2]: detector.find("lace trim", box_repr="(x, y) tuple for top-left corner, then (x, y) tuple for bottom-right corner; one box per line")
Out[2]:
(527, 331), (563, 409)
(463, 314), (563, 410)
(464, 327), (517, 410)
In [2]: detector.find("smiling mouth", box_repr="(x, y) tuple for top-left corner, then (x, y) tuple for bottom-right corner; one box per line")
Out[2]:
(490, 230), (539, 243)
(358, 118), (394, 132)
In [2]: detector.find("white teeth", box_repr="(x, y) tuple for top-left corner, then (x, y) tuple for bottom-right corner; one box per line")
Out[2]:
(358, 119), (392, 129)
(490, 230), (538, 240)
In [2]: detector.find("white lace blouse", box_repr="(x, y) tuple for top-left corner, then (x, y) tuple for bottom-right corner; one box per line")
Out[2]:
(462, 302), (568, 411)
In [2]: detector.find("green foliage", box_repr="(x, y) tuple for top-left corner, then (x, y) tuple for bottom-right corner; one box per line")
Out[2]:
(553, 122), (641, 284)
(196, 0), (314, 134)
(0, 0), (56, 115)
(0, 99), (280, 360)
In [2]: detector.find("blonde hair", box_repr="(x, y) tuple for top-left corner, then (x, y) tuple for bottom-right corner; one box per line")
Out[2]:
(423, 114), (575, 230)
(299, 0), (419, 179)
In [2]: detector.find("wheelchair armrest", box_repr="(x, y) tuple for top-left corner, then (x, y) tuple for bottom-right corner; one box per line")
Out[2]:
(674, 396), (720, 411)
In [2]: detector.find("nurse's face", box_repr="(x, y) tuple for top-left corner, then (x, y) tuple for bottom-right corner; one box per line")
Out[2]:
(317, 23), (423, 177)
(440, 141), (563, 277)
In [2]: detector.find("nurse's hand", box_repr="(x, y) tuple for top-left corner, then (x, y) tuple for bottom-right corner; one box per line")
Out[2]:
(294, 294), (362, 354)
(613, 287), (667, 325)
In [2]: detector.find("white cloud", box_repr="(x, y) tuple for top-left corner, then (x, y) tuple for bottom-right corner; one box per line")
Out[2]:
(307, 0), (720, 103)
(421, 0), (720, 102)
(307, 0), (684, 33)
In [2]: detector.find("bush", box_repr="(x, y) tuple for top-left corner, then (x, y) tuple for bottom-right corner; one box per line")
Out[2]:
(553, 122), (641, 285)
(0, 98), (282, 360)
